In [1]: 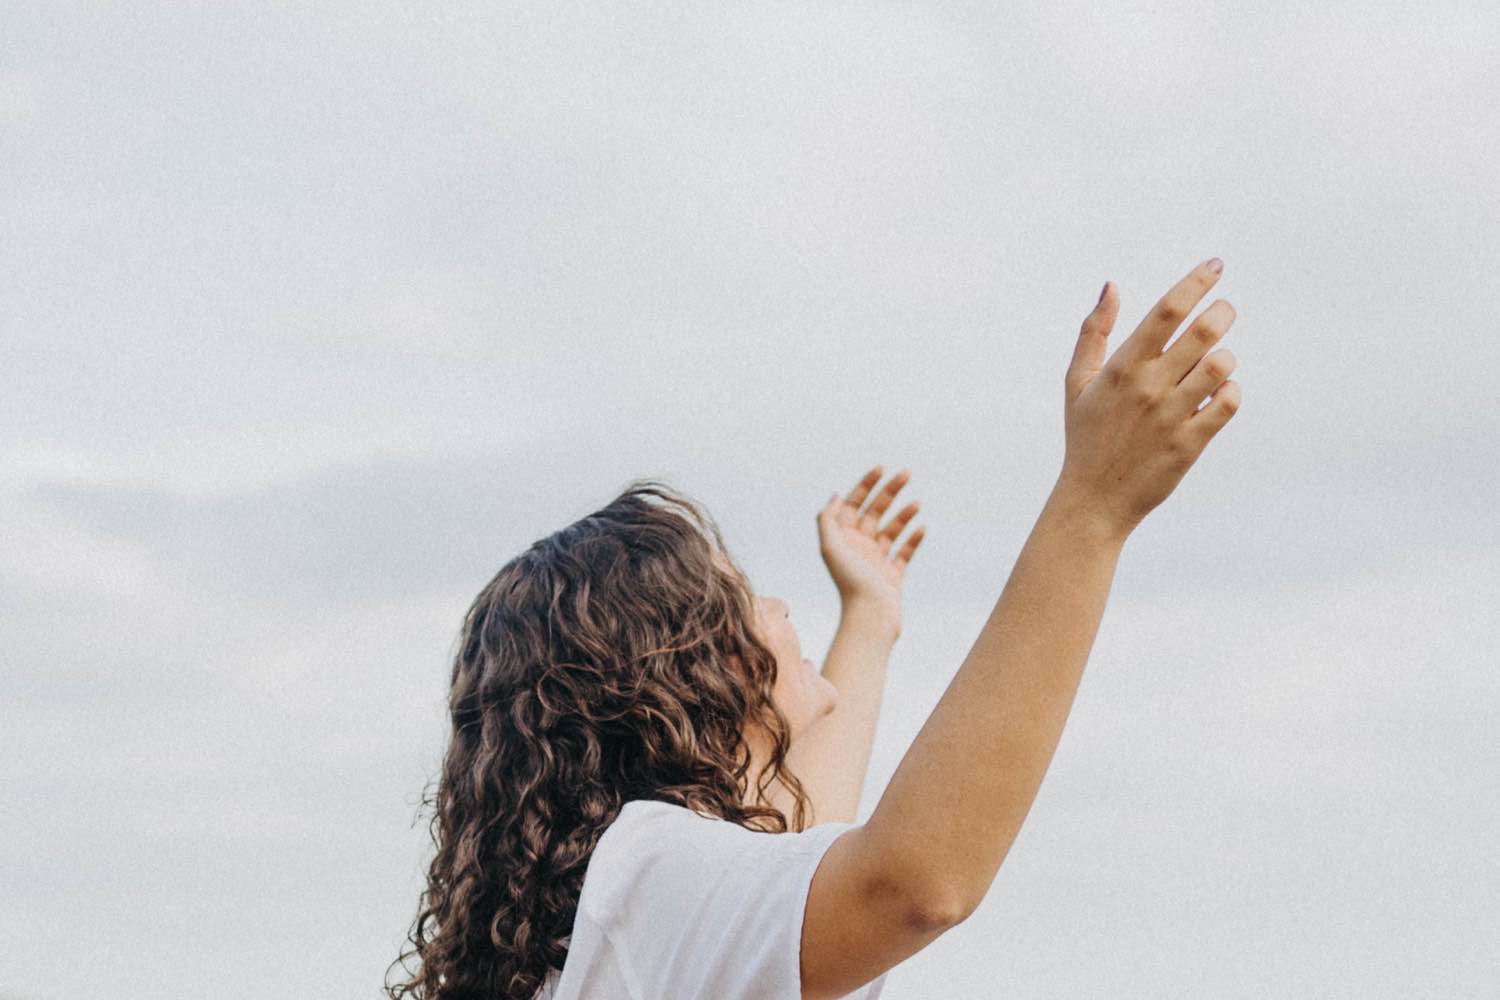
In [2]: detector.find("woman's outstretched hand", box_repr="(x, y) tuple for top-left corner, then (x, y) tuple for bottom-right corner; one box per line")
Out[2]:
(1056, 257), (1243, 540)
(817, 465), (926, 640)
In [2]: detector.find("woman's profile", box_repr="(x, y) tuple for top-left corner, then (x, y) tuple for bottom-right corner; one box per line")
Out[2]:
(385, 257), (1241, 999)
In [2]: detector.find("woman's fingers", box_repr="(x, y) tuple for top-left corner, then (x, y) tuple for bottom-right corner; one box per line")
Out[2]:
(836, 466), (923, 550)
(1186, 377), (1243, 447)
(877, 501), (921, 545)
(824, 465), (927, 569)
(1160, 298), (1236, 386)
(843, 466), (885, 510)
(1066, 281), (1119, 401)
(1174, 347), (1238, 420)
(1113, 258), (1223, 370)
(860, 468), (911, 527)
(892, 525), (926, 569)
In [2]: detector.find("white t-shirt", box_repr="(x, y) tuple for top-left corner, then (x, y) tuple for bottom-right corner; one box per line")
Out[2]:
(535, 798), (890, 1000)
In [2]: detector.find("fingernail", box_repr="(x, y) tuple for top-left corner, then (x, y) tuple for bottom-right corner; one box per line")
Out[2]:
(1097, 281), (1109, 305)
(1206, 257), (1223, 274)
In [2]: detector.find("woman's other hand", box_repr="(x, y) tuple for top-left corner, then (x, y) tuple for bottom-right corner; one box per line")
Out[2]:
(816, 465), (926, 639)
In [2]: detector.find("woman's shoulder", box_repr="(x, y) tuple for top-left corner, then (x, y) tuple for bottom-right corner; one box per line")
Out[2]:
(571, 801), (881, 999)
(590, 799), (718, 862)
(575, 800), (709, 932)
(602, 797), (730, 835)
(583, 800), (856, 924)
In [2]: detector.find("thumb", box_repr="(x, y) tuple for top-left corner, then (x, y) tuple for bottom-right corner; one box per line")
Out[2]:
(817, 492), (838, 525)
(1066, 280), (1117, 396)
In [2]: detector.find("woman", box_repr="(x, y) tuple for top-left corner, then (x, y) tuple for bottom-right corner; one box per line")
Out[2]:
(386, 257), (1241, 999)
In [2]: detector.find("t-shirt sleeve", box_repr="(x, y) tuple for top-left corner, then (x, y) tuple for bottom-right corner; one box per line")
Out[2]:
(578, 801), (889, 1000)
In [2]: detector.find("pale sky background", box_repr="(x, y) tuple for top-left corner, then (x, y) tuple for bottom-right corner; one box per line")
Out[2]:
(3, 2), (1497, 997)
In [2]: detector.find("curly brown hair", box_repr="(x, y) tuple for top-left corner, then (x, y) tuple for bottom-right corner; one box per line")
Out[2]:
(384, 478), (814, 1000)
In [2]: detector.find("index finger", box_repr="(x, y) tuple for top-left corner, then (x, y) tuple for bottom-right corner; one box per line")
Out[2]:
(1116, 257), (1224, 366)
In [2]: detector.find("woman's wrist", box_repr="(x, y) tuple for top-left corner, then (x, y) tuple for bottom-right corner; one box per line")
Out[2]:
(1044, 475), (1134, 551)
(837, 596), (901, 645)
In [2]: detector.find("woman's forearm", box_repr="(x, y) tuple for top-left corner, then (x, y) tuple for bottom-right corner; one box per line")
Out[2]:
(779, 601), (898, 826)
(859, 482), (1128, 921)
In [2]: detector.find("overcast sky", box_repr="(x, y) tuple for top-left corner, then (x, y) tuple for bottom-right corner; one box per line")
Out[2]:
(3, 2), (1497, 997)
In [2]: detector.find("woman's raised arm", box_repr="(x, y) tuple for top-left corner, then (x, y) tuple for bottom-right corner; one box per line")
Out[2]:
(865, 256), (1240, 919)
(800, 259), (1242, 998)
